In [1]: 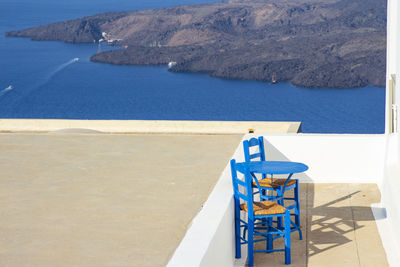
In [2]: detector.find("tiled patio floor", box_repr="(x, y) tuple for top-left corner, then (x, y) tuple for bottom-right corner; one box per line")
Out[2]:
(253, 183), (388, 267)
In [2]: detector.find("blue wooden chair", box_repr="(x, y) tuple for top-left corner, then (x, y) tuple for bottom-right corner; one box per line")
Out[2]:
(231, 159), (291, 266)
(243, 137), (302, 240)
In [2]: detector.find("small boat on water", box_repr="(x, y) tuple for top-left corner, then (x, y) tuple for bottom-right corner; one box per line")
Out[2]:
(168, 61), (177, 69)
(272, 72), (277, 84)
(5, 85), (13, 90)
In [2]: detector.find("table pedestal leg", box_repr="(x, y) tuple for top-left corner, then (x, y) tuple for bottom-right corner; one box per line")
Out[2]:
(294, 179), (302, 240)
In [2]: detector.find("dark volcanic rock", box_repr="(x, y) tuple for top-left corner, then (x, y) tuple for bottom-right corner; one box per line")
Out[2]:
(6, 0), (387, 88)
(292, 50), (386, 88)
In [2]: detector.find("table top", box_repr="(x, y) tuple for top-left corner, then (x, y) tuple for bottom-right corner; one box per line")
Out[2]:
(235, 161), (308, 175)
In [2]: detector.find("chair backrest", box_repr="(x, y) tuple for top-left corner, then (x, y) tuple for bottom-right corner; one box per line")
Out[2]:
(230, 159), (254, 216)
(243, 136), (265, 162)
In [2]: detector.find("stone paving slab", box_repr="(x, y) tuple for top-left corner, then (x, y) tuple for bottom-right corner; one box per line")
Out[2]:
(0, 133), (242, 267)
(253, 183), (388, 267)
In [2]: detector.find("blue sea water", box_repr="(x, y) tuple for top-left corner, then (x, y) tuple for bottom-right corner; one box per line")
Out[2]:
(0, 0), (385, 133)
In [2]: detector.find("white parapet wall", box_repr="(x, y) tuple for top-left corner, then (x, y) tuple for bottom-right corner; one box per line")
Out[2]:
(167, 135), (245, 267)
(261, 134), (386, 184)
(0, 119), (300, 134)
(167, 133), (387, 266)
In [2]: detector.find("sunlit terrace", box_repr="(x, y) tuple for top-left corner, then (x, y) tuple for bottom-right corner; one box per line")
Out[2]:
(0, 130), (393, 267)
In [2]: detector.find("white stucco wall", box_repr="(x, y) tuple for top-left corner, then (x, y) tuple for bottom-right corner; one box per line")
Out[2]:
(379, 0), (400, 266)
(261, 134), (386, 184)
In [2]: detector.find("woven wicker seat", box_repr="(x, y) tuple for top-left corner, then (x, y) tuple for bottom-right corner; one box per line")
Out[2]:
(252, 178), (296, 188)
(240, 200), (286, 215)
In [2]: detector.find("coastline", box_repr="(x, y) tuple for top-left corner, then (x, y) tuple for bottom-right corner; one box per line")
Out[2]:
(6, 0), (387, 89)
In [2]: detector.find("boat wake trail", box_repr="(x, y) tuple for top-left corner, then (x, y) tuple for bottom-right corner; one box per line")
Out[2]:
(0, 85), (14, 97)
(47, 57), (79, 80)
(2, 57), (80, 102)
(30, 57), (80, 91)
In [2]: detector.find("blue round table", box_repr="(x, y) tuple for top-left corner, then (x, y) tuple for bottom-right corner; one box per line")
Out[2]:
(235, 161), (309, 175)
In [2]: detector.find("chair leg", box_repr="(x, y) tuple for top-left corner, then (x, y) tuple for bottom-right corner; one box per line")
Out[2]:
(267, 217), (273, 252)
(277, 187), (283, 229)
(248, 218), (254, 266)
(234, 199), (241, 258)
(294, 179), (302, 240)
(284, 210), (291, 265)
(261, 189), (267, 227)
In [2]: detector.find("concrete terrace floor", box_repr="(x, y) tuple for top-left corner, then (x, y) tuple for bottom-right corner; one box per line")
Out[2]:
(0, 133), (242, 266)
(253, 183), (389, 267)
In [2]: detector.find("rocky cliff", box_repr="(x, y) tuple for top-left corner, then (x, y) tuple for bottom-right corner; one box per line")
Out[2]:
(6, 0), (387, 88)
